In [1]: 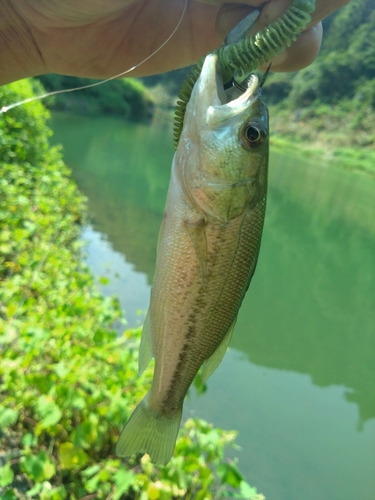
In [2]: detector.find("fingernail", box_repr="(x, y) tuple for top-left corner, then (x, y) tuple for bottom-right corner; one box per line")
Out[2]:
(216, 5), (256, 40)
(261, 0), (290, 24)
(259, 0), (290, 68)
(269, 50), (288, 67)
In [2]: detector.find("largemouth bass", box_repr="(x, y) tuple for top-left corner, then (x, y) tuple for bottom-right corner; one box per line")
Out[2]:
(116, 53), (269, 465)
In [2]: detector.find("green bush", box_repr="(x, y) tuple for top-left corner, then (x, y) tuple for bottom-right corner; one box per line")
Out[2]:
(260, 0), (375, 156)
(0, 81), (262, 499)
(263, 0), (375, 110)
(35, 75), (155, 121)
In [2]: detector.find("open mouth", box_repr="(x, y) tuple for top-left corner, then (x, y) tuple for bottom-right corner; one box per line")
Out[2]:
(198, 54), (261, 126)
(204, 54), (259, 109)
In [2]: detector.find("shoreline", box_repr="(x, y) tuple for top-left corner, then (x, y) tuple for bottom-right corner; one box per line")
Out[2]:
(270, 134), (375, 178)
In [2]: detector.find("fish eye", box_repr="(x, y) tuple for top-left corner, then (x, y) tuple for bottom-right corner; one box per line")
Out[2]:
(240, 122), (267, 149)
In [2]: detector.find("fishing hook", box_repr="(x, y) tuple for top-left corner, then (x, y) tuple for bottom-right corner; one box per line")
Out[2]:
(224, 61), (271, 95)
(260, 63), (272, 88)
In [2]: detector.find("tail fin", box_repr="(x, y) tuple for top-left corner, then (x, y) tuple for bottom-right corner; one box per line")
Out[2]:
(116, 396), (182, 466)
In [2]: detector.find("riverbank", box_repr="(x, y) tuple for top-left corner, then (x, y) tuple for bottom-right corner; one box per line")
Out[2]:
(268, 105), (375, 178)
(0, 80), (263, 499)
(270, 134), (375, 178)
(36, 75), (155, 122)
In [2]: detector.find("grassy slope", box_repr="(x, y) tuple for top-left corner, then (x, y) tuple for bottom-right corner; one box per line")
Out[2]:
(268, 104), (375, 177)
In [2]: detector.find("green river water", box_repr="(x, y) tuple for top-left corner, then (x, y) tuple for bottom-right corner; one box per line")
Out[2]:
(50, 112), (375, 500)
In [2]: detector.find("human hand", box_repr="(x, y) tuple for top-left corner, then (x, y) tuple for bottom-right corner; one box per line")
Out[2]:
(0, 0), (351, 85)
(203, 0), (352, 72)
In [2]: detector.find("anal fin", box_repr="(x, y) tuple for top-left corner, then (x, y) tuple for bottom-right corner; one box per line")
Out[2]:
(201, 317), (237, 383)
(138, 310), (153, 375)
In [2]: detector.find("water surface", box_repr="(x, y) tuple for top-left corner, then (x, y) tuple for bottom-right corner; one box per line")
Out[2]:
(50, 112), (375, 500)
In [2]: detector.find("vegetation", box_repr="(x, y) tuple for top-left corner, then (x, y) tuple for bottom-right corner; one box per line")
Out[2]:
(262, 0), (375, 174)
(0, 81), (264, 499)
(36, 75), (155, 122)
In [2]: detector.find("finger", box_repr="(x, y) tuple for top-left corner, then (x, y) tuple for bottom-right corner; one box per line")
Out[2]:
(203, 0), (352, 28)
(262, 22), (323, 72)
(215, 0), (300, 39)
(216, 4), (259, 39)
(260, 0), (352, 30)
(304, 0), (352, 26)
(259, 0), (324, 71)
(216, 0), (323, 72)
(195, 0), (265, 5)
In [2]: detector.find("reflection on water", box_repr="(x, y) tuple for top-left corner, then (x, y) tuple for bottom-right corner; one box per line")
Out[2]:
(50, 112), (375, 500)
(236, 153), (375, 428)
(82, 226), (149, 327)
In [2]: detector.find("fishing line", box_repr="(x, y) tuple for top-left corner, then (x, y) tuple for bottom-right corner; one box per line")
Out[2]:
(0, 0), (188, 114)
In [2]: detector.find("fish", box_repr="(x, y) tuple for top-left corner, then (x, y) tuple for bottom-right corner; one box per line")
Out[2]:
(116, 52), (269, 465)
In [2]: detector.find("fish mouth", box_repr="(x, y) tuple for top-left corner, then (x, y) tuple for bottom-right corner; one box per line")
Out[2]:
(217, 72), (259, 108)
(198, 54), (261, 126)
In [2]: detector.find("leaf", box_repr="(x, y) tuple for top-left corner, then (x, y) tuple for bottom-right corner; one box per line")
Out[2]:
(81, 465), (101, 478)
(52, 362), (69, 379)
(70, 394), (86, 410)
(84, 472), (101, 493)
(99, 276), (110, 285)
(146, 482), (161, 500)
(21, 432), (37, 448)
(0, 407), (19, 429)
(26, 482), (43, 497)
(20, 451), (56, 482)
(239, 480), (258, 498)
(0, 462), (14, 487)
(25, 327), (50, 341)
(72, 421), (98, 449)
(217, 461), (245, 488)
(58, 442), (89, 470)
(0, 489), (18, 500)
(113, 468), (136, 500)
(34, 395), (62, 428)
(49, 485), (68, 500)
(193, 371), (207, 396)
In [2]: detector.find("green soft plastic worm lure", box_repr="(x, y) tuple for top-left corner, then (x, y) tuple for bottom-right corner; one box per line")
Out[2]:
(173, 0), (316, 148)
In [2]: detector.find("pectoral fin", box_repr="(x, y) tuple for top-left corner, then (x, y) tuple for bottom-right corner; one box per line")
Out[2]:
(156, 215), (166, 258)
(184, 218), (207, 286)
(201, 317), (237, 382)
(138, 310), (153, 375)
